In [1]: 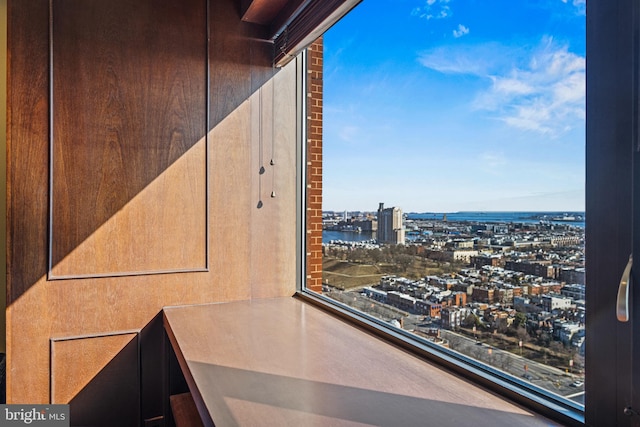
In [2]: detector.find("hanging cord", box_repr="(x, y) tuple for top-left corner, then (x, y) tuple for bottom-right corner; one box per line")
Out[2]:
(257, 87), (265, 208)
(270, 64), (277, 198)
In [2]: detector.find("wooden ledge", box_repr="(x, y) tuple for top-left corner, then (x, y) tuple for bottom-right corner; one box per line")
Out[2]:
(163, 297), (560, 426)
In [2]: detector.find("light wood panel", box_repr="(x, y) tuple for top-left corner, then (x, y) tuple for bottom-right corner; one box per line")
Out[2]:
(50, 0), (208, 278)
(51, 333), (138, 404)
(8, 0), (299, 411)
(164, 298), (560, 427)
(250, 66), (298, 298)
(51, 333), (139, 426)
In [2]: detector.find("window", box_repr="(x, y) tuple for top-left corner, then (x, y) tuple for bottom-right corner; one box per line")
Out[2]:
(299, 1), (605, 425)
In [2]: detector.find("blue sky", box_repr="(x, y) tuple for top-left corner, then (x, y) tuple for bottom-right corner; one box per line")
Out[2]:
(322, 0), (586, 212)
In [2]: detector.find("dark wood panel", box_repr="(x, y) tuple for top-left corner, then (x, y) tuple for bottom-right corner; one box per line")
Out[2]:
(170, 393), (205, 427)
(240, 0), (289, 25)
(50, 0), (208, 277)
(7, 0), (50, 301)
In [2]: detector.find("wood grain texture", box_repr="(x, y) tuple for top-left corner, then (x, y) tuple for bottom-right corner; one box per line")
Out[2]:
(171, 393), (205, 427)
(7, 0), (300, 406)
(50, 0), (208, 277)
(6, 0), (52, 402)
(52, 333), (140, 426)
(164, 299), (561, 427)
(51, 333), (137, 404)
(240, 0), (289, 24)
(250, 65), (298, 299)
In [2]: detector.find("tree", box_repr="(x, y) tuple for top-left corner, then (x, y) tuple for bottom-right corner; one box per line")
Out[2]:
(549, 340), (565, 354)
(495, 318), (509, 334)
(513, 312), (528, 329)
(516, 326), (529, 343)
(463, 313), (480, 328)
(396, 254), (413, 271)
(370, 248), (382, 264)
(538, 332), (552, 348)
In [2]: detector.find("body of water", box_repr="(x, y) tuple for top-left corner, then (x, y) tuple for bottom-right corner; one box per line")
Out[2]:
(407, 211), (585, 227)
(407, 211), (584, 227)
(322, 230), (375, 244)
(323, 211), (584, 243)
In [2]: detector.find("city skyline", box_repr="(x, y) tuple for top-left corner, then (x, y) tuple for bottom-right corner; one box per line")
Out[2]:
(322, 0), (585, 212)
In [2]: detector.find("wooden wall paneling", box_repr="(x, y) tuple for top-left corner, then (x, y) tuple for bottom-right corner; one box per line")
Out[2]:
(7, 0), (300, 406)
(270, 62), (298, 295)
(240, 0), (289, 25)
(7, 0), (52, 402)
(207, 0), (279, 301)
(49, 0), (208, 278)
(250, 63), (298, 298)
(140, 313), (167, 425)
(51, 332), (140, 426)
(208, 0), (253, 301)
(7, 0), (49, 304)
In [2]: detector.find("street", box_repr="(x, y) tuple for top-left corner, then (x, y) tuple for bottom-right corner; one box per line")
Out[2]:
(437, 329), (584, 404)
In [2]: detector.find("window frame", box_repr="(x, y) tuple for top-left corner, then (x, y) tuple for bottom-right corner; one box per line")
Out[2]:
(585, 1), (640, 426)
(295, 36), (586, 425)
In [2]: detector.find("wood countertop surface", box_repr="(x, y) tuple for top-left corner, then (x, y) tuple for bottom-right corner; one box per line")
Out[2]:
(163, 297), (560, 427)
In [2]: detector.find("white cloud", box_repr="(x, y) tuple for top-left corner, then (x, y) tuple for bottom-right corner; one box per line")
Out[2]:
(488, 39), (585, 136)
(453, 24), (469, 38)
(412, 0), (451, 20)
(418, 42), (508, 75)
(561, 0), (586, 15)
(420, 37), (584, 137)
(561, 0), (585, 6)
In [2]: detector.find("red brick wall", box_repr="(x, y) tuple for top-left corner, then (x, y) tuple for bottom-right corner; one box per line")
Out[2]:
(306, 38), (323, 292)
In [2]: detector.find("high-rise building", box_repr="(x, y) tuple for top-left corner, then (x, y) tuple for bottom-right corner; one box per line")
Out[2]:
(376, 203), (405, 245)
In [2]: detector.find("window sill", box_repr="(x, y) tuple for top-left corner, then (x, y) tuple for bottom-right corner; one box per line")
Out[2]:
(164, 296), (578, 426)
(296, 290), (584, 426)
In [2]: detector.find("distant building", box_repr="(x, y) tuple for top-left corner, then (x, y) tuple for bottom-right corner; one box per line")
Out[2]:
(541, 294), (573, 312)
(448, 239), (475, 249)
(387, 291), (416, 311)
(561, 283), (585, 301)
(416, 300), (441, 318)
(548, 235), (583, 246)
(513, 296), (530, 312)
(362, 287), (387, 303)
(452, 291), (467, 307)
(497, 288), (514, 304)
(559, 267), (585, 285)
(472, 287), (495, 304)
(444, 249), (478, 263)
(441, 307), (465, 329)
(471, 254), (503, 268)
(376, 203), (405, 245)
(505, 260), (558, 279)
(353, 219), (377, 232)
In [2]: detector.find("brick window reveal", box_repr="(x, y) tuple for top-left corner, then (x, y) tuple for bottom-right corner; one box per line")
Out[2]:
(306, 38), (323, 293)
